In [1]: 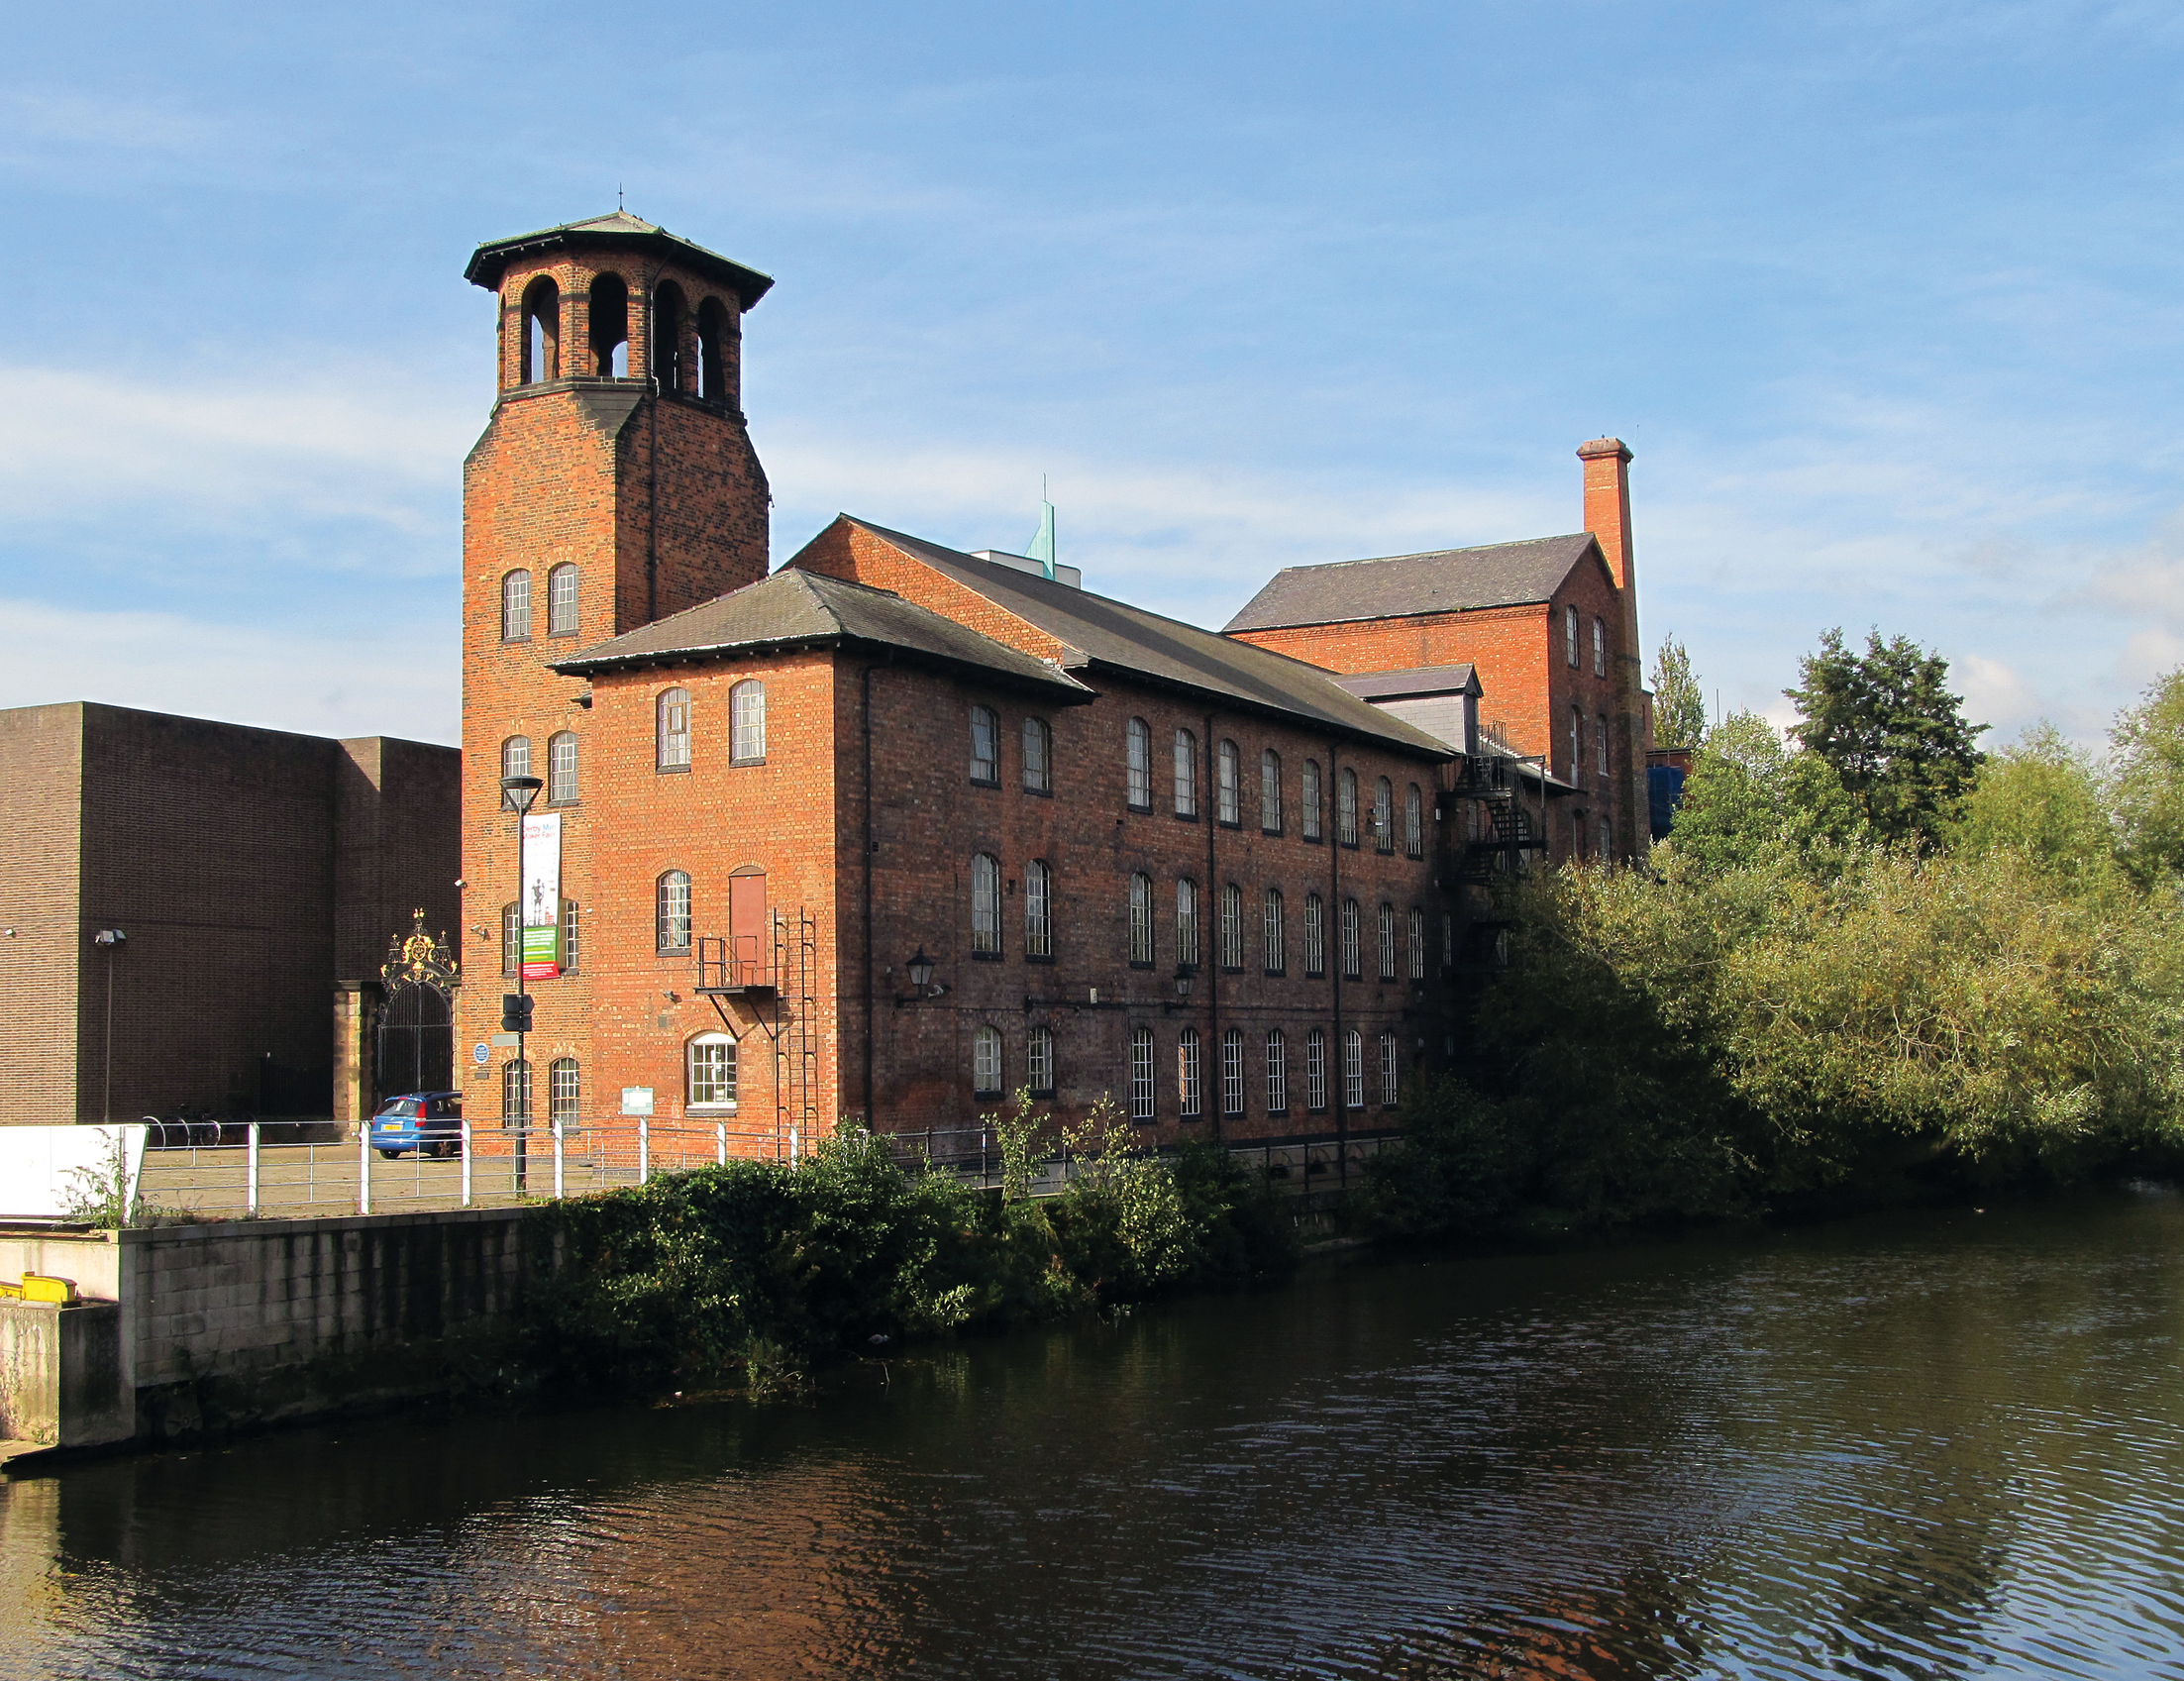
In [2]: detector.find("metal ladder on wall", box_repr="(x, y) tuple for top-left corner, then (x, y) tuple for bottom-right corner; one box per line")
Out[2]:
(771, 910), (819, 1159)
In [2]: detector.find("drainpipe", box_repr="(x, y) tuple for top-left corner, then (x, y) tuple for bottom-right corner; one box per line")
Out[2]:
(1204, 710), (1219, 1141)
(1329, 737), (1345, 1188)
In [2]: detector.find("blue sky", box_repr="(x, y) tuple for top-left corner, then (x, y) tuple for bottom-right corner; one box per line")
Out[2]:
(4, 1), (2182, 748)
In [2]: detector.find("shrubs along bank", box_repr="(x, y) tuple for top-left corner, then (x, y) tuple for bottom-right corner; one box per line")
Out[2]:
(1365, 637), (2184, 1241)
(527, 1103), (1298, 1393)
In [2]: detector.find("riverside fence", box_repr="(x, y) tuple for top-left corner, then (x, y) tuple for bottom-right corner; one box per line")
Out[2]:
(15, 1119), (1403, 1223)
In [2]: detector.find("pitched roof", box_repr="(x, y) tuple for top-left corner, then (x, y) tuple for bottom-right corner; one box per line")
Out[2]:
(1333, 664), (1481, 701)
(823, 519), (1455, 758)
(1222, 534), (1601, 632)
(464, 211), (775, 309)
(550, 568), (1093, 698)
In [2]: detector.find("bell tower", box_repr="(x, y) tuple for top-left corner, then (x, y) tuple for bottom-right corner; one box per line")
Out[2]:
(456, 212), (774, 1118)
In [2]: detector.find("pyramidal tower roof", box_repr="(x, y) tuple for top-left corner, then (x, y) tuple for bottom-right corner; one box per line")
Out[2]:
(464, 210), (774, 308)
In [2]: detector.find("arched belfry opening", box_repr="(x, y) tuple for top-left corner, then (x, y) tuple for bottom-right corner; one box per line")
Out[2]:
(519, 276), (560, 384)
(653, 280), (686, 394)
(589, 271), (629, 377)
(697, 296), (731, 403)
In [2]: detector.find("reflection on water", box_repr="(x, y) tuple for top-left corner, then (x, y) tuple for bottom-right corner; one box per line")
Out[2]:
(5, 1192), (2184, 1679)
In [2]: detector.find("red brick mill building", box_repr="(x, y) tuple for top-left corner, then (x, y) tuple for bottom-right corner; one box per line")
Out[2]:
(455, 211), (1653, 1156)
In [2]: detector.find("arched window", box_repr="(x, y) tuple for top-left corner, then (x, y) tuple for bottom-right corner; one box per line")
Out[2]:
(696, 297), (731, 403)
(549, 1058), (581, 1125)
(501, 571), (533, 642)
(1129, 872), (1154, 965)
(1028, 1025), (1055, 1096)
(1571, 709), (1583, 786)
(1374, 777), (1395, 853)
(562, 899), (581, 974)
(1594, 616), (1607, 678)
(653, 281), (685, 393)
(972, 854), (1002, 955)
(1305, 1029), (1328, 1111)
(1176, 878), (1199, 967)
(1220, 1028), (1245, 1116)
(1409, 908), (1426, 981)
(657, 870), (692, 953)
(1566, 603), (1580, 668)
(1173, 728), (1198, 817)
(1263, 889), (1286, 974)
(1379, 1032), (1401, 1106)
(500, 735), (532, 781)
(1219, 883), (1243, 971)
(1126, 717), (1152, 809)
(1023, 717), (1052, 792)
(731, 680), (765, 764)
(658, 687), (691, 771)
(1302, 759), (1323, 841)
(519, 276), (559, 384)
(1338, 769), (1359, 847)
(1598, 713), (1611, 777)
(548, 732), (578, 804)
(1216, 740), (1240, 825)
(588, 272), (629, 376)
(1405, 785), (1423, 857)
(1178, 1027), (1202, 1117)
(1025, 859), (1053, 957)
(1303, 893), (1326, 977)
(970, 704), (999, 785)
(547, 564), (579, 635)
(1378, 903), (1397, 980)
(501, 1058), (531, 1124)
(973, 1024), (1003, 1098)
(1129, 1027), (1156, 1121)
(687, 1032), (737, 1109)
(500, 901), (520, 977)
(1343, 1028), (1366, 1109)
(1341, 898), (1361, 980)
(1261, 749), (1283, 832)
(1265, 1030), (1289, 1114)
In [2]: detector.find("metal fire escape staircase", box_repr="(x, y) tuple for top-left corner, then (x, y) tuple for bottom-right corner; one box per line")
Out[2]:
(694, 908), (818, 1159)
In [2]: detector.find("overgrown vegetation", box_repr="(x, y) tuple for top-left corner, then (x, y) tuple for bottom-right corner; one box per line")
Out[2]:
(527, 1097), (1297, 1393)
(1367, 635), (2184, 1241)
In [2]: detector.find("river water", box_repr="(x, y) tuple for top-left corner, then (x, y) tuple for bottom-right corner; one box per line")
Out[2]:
(5, 1191), (2184, 1679)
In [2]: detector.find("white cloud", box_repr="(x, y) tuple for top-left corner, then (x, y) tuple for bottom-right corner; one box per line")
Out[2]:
(0, 597), (456, 745)
(0, 362), (469, 560)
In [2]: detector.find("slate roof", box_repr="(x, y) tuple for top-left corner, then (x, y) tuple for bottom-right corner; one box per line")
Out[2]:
(1223, 534), (1601, 632)
(821, 520), (1455, 758)
(464, 211), (775, 309)
(550, 568), (1093, 698)
(1333, 665), (1481, 701)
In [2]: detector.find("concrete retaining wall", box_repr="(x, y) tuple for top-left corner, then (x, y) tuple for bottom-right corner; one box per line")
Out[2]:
(2, 1207), (555, 1459)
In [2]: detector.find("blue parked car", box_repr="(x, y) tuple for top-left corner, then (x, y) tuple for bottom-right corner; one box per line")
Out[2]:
(370, 1092), (465, 1158)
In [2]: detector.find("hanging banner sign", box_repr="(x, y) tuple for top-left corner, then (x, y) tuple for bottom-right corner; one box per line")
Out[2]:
(521, 812), (562, 979)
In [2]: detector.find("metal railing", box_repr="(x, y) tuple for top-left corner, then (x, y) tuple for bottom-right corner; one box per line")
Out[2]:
(128, 1118), (1406, 1221)
(133, 1116), (790, 1220)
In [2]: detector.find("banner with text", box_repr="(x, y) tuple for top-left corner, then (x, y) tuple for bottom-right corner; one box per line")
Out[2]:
(522, 812), (562, 979)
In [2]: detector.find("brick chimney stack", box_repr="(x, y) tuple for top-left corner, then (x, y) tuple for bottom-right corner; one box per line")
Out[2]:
(1577, 436), (1649, 857)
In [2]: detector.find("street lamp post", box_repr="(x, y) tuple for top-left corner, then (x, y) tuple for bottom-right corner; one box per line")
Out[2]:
(501, 774), (543, 1191)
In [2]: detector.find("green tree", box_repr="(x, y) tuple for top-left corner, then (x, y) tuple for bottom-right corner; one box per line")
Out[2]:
(2110, 671), (2184, 888)
(1663, 711), (1864, 875)
(1950, 724), (2115, 889)
(1650, 633), (1707, 751)
(1784, 628), (1986, 848)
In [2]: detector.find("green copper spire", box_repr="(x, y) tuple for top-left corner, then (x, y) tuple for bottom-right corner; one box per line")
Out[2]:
(1025, 482), (1057, 580)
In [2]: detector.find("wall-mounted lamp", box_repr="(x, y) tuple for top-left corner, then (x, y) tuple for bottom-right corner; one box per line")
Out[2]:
(1173, 962), (1196, 1002)
(92, 928), (126, 947)
(895, 947), (948, 1005)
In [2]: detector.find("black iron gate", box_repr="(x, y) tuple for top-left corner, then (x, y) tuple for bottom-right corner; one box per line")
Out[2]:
(377, 911), (461, 1101)
(377, 981), (454, 1097)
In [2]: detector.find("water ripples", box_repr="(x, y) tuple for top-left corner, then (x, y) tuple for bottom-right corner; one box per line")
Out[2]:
(7, 1195), (2184, 1678)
